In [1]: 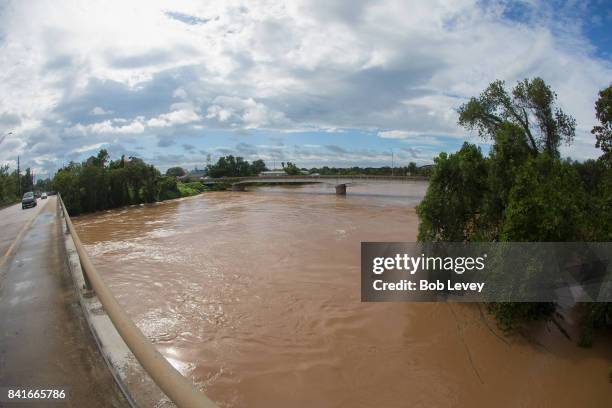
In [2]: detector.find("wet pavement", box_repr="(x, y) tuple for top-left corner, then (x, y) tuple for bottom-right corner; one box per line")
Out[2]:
(0, 197), (128, 407)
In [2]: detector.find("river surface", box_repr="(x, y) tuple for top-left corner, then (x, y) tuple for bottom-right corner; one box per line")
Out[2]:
(74, 182), (611, 407)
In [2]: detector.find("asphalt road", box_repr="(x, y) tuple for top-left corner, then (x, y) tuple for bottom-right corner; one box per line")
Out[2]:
(0, 197), (128, 407)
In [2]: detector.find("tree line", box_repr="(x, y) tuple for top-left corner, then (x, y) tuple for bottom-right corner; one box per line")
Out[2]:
(306, 163), (430, 176)
(0, 165), (40, 206)
(417, 78), (612, 345)
(53, 150), (197, 215)
(181, 156), (431, 178)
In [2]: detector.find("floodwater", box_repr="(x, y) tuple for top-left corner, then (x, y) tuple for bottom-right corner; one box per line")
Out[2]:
(74, 182), (612, 408)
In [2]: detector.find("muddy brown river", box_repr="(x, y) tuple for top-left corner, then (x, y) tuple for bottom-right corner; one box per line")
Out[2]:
(74, 182), (611, 407)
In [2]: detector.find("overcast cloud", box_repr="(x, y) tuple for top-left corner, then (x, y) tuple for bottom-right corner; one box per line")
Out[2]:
(0, 0), (610, 175)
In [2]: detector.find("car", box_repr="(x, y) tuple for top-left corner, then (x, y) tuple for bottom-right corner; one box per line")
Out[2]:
(22, 192), (37, 209)
(41, 192), (47, 199)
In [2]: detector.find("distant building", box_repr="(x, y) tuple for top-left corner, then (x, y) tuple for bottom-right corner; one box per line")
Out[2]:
(259, 170), (287, 177)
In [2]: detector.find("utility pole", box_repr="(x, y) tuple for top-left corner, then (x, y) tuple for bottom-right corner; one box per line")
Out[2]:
(17, 156), (21, 196)
(391, 149), (394, 177)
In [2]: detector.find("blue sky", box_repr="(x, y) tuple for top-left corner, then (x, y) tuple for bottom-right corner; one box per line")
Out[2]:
(0, 0), (611, 176)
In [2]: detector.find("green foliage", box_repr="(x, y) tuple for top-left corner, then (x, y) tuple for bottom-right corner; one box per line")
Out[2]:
(20, 167), (34, 193)
(0, 165), (19, 205)
(177, 181), (206, 197)
(458, 78), (576, 157)
(416, 142), (487, 242)
(407, 162), (418, 175)
(307, 165), (430, 176)
(206, 155), (266, 177)
(282, 161), (301, 175)
(158, 176), (181, 200)
(53, 164), (82, 214)
(501, 155), (586, 242)
(54, 151), (175, 215)
(482, 123), (533, 235)
(592, 85), (612, 162)
(250, 159), (268, 174)
(421, 78), (611, 336)
(34, 177), (53, 193)
(488, 302), (556, 331)
(166, 166), (186, 177)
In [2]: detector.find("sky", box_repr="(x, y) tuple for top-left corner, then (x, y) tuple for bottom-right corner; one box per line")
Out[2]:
(0, 0), (611, 177)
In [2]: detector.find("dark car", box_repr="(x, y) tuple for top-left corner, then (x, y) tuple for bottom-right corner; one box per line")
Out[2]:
(22, 192), (37, 209)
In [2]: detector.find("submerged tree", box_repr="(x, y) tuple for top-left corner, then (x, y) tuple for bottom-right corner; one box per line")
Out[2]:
(419, 78), (586, 331)
(416, 142), (487, 242)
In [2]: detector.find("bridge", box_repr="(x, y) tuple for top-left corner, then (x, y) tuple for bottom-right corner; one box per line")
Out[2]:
(203, 174), (428, 195)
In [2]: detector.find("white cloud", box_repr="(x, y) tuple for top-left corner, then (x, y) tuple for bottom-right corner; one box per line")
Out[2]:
(71, 142), (108, 154)
(0, 0), (610, 170)
(172, 87), (188, 99)
(378, 130), (414, 139)
(70, 118), (146, 135)
(90, 106), (112, 115)
(147, 106), (201, 127)
(205, 96), (291, 129)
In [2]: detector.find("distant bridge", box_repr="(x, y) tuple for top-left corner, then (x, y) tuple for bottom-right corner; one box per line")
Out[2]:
(201, 174), (428, 195)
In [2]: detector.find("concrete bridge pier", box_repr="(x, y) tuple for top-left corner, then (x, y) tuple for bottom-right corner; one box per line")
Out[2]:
(230, 184), (246, 191)
(335, 184), (347, 195)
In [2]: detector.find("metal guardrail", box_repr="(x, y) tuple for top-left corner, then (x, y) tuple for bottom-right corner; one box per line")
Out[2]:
(58, 195), (217, 408)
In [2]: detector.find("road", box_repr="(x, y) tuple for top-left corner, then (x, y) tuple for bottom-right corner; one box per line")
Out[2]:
(0, 197), (128, 407)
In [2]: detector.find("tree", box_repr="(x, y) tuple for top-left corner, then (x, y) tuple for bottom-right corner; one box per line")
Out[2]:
(166, 167), (186, 177)
(407, 162), (417, 175)
(283, 162), (301, 175)
(250, 159), (268, 175)
(592, 85), (612, 162)
(419, 79), (587, 332)
(54, 150), (169, 214)
(501, 155), (586, 242)
(416, 143), (488, 242)
(20, 168), (34, 193)
(0, 165), (19, 205)
(481, 122), (532, 238)
(458, 78), (576, 157)
(207, 155), (257, 178)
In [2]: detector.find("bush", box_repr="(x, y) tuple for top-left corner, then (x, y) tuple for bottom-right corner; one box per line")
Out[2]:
(177, 181), (206, 197)
(158, 176), (181, 200)
(488, 302), (556, 331)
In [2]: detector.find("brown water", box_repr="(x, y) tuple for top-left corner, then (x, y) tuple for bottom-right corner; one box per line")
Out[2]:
(74, 183), (611, 408)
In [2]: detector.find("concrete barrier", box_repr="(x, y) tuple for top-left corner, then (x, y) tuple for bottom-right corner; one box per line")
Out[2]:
(62, 211), (176, 407)
(58, 196), (217, 408)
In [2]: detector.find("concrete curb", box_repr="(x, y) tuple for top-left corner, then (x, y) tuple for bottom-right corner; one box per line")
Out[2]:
(60, 211), (176, 408)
